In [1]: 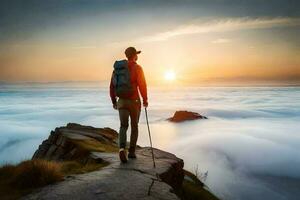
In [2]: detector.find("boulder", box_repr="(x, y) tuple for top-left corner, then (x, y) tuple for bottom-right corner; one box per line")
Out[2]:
(168, 111), (207, 122)
(32, 123), (118, 164)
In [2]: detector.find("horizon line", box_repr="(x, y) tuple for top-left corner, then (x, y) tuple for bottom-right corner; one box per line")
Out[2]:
(0, 80), (299, 87)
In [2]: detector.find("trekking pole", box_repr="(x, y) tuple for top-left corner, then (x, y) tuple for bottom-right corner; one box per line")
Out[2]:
(145, 107), (156, 168)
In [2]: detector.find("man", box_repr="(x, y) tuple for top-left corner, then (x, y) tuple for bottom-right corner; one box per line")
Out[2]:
(110, 47), (148, 163)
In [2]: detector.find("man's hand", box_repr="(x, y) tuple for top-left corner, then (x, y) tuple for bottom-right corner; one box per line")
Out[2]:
(143, 101), (148, 108)
(113, 103), (117, 110)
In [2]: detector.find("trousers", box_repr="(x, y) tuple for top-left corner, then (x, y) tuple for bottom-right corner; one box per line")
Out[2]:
(117, 98), (141, 149)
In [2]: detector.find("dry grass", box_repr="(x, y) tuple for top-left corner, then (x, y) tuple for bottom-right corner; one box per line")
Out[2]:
(177, 169), (219, 200)
(12, 160), (63, 189)
(0, 160), (62, 200)
(61, 161), (108, 175)
(0, 164), (15, 180)
(0, 159), (107, 200)
(72, 138), (118, 153)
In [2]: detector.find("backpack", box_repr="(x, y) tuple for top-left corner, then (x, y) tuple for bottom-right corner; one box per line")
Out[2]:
(112, 60), (134, 98)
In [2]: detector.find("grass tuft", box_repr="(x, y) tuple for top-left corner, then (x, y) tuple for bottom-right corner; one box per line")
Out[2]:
(72, 138), (118, 153)
(0, 164), (15, 180)
(11, 160), (63, 189)
(178, 170), (219, 200)
(0, 159), (107, 200)
(61, 161), (108, 175)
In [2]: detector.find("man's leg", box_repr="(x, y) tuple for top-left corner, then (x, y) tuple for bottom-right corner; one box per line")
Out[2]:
(118, 108), (130, 163)
(128, 103), (141, 158)
(118, 109), (130, 149)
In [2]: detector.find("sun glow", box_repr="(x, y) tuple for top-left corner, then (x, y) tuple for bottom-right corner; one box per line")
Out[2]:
(164, 70), (176, 81)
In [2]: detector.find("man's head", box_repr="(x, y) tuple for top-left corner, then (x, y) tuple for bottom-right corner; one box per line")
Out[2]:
(125, 47), (141, 61)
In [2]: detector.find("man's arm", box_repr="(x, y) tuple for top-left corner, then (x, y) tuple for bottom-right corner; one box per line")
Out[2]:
(137, 66), (148, 107)
(109, 72), (117, 109)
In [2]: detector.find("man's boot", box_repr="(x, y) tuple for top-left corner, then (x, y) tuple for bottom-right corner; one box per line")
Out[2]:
(119, 148), (127, 163)
(128, 146), (136, 159)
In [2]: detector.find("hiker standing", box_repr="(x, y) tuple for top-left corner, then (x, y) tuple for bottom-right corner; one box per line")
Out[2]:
(109, 47), (148, 163)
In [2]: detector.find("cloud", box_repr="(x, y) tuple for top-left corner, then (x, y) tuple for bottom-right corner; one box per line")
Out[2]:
(0, 139), (26, 153)
(72, 46), (97, 49)
(1, 84), (300, 199)
(136, 17), (300, 43)
(212, 38), (231, 44)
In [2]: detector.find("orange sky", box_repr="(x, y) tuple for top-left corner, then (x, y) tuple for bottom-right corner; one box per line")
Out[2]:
(0, 1), (299, 85)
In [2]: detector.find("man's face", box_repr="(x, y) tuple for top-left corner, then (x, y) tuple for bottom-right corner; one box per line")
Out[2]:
(134, 54), (138, 61)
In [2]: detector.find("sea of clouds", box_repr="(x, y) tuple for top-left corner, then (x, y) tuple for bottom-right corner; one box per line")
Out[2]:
(0, 83), (299, 200)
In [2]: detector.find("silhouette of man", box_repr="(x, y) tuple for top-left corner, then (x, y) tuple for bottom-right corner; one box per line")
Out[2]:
(110, 47), (148, 163)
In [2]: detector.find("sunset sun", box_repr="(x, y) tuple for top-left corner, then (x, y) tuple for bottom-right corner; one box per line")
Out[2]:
(164, 70), (176, 81)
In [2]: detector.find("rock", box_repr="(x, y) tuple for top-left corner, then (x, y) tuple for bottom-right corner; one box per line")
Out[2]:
(23, 163), (179, 200)
(32, 123), (118, 164)
(168, 111), (207, 122)
(27, 123), (185, 200)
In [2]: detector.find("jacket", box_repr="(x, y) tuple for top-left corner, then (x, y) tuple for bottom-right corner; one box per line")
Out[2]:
(109, 60), (147, 105)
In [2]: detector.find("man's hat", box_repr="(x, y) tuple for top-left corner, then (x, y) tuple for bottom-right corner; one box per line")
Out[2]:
(125, 47), (141, 58)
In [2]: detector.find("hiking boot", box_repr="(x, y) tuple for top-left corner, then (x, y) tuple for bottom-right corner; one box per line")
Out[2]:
(119, 148), (127, 163)
(128, 147), (137, 159)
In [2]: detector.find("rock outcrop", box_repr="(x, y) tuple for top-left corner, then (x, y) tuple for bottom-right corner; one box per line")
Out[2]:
(27, 123), (185, 200)
(168, 111), (207, 122)
(32, 123), (118, 164)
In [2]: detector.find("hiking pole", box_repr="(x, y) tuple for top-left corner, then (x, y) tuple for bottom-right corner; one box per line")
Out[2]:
(145, 107), (156, 168)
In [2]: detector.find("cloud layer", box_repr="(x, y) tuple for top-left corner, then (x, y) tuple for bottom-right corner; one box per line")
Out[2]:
(136, 17), (300, 43)
(0, 84), (300, 200)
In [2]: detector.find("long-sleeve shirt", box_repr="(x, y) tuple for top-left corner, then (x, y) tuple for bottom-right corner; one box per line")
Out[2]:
(109, 60), (147, 105)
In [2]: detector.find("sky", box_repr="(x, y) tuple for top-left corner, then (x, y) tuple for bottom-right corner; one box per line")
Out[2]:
(0, 0), (300, 85)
